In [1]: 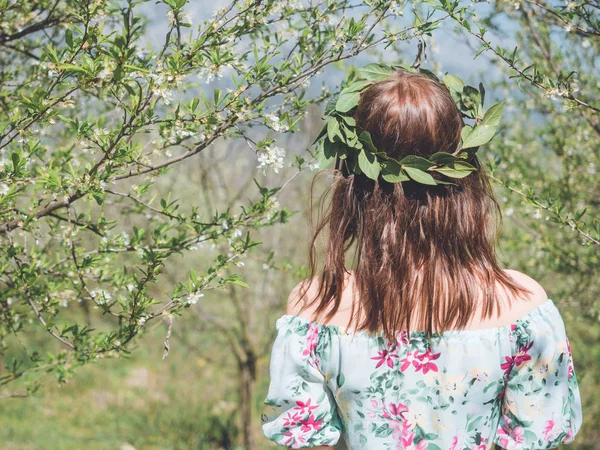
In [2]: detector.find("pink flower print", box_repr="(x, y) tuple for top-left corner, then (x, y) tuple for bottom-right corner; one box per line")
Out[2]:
(509, 324), (516, 343)
(303, 323), (319, 356)
(300, 413), (324, 432)
(397, 331), (410, 347)
(543, 413), (556, 441)
(449, 435), (459, 450)
(471, 445), (487, 450)
(568, 362), (574, 378)
(501, 341), (534, 376)
(501, 356), (514, 377)
(383, 402), (409, 421)
(400, 421), (416, 447)
(566, 338), (575, 378)
(514, 341), (534, 366)
(371, 343), (399, 369)
(283, 427), (308, 446)
(390, 419), (404, 441)
(283, 410), (302, 426)
(496, 415), (526, 447)
(294, 398), (319, 415)
(367, 399), (380, 419)
(412, 348), (441, 374)
(396, 420), (428, 450)
(400, 351), (416, 372)
(563, 428), (574, 443)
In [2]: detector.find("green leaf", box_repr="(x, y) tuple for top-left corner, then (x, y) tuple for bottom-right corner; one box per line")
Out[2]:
(323, 139), (345, 159)
(381, 160), (409, 183)
(327, 117), (341, 142)
(342, 115), (356, 126)
(336, 90), (361, 113)
(404, 167), (437, 185)
(324, 93), (340, 115)
(358, 63), (395, 82)
(358, 149), (380, 180)
(65, 28), (73, 48)
(398, 155), (434, 170)
(358, 131), (377, 153)
(429, 152), (460, 165)
(481, 101), (505, 128)
(342, 79), (372, 93)
(432, 161), (477, 178)
(461, 103), (505, 149)
(442, 74), (464, 103)
(461, 85), (481, 116)
(312, 122), (328, 146)
(461, 125), (473, 143)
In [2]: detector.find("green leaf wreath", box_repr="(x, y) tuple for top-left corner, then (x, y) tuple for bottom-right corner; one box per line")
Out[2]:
(314, 63), (505, 186)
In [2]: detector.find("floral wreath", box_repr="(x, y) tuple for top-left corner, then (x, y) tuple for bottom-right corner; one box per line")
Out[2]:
(313, 63), (505, 186)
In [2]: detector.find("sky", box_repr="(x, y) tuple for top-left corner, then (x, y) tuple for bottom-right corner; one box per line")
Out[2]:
(138, 0), (520, 98)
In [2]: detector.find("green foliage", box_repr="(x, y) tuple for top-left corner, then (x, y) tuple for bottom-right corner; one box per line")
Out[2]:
(315, 63), (501, 184)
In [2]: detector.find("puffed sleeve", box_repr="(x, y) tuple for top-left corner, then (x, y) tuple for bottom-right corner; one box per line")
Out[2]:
(261, 315), (342, 448)
(494, 302), (583, 449)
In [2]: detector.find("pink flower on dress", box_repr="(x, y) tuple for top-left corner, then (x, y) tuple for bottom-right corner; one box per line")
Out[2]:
(371, 343), (399, 369)
(396, 420), (427, 450)
(412, 348), (441, 374)
(566, 338), (575, 378)
(471, 445), (487, 450)
(283, 410), (302, 426)
(300, 413), (324, 432)
(496, 414), (526, 447)
(563, 428), (574, 443)
(397, 331), (410, 347)
(543, 414), (556, 441)
(382, 402), (409, 420)
(283, 427), (308, 446)
(501, 341), (534, 376)
(367, 399), (380, 419)
(449, 435), (459, 450)
(294, 398), (319, 415)
(390, 419), (404, 441)
(514, 341), (534, 366)
(400, 351), (416, 372)
(303, 323), (319, 356)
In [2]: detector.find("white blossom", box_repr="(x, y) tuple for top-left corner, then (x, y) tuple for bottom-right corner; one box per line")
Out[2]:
(186, 292), (204, 305)
(257, 145), (286, 174)
(120, 231), (130, 246)
(90, 288), (112, 304)
(390, 1), (404, 15)
(266, 113), (288, 132)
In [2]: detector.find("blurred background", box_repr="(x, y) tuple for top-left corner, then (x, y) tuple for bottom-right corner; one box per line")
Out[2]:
(0, 0), (597, 449)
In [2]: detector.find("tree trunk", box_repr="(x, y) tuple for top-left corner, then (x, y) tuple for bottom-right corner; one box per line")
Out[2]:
(239, 352), (257, 450)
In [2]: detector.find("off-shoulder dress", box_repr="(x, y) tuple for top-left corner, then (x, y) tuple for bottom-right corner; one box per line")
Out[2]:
(261, 299), (582, 449)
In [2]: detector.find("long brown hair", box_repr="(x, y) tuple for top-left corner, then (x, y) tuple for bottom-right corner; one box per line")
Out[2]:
(297, 68), (532, 340)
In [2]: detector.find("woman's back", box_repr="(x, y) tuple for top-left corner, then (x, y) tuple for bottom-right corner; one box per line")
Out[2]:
(261, 272), (582, 449)
(261, 66), (582, 449)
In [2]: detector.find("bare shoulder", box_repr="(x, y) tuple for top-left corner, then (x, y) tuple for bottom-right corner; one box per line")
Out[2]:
(501, 269), (549, 311)
(285, 277), (322, 318)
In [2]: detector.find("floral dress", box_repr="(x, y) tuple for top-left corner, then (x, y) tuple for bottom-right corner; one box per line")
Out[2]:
(261, 299), (582, 449)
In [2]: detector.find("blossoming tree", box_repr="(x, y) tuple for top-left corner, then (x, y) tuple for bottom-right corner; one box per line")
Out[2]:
(0, 0), (446, 397)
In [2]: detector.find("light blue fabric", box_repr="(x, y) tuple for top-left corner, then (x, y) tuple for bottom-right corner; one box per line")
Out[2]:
(261, 299), (582, 449)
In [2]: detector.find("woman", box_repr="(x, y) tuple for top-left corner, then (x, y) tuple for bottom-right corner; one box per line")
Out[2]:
(261, 68), (582, 449)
